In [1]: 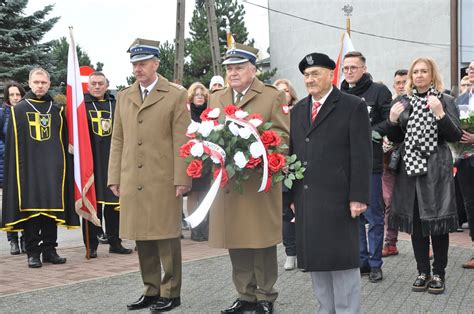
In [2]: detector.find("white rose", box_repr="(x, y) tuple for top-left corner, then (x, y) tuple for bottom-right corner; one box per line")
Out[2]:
(214, 124), (224, 131)
(233, 151), (247, 169)
(235, 110), (248, 119)
(248, 118), (263, 128)
(208, 108), (220, 119)
(210, 156), (221, 164)
(198, 120), (215, 137)
(187, 120), (200, 134)
(190, 142), (204, 157)
(228, 122), (240, 136)
(249, 142), (264, 158)
(238, 126), (252, 139)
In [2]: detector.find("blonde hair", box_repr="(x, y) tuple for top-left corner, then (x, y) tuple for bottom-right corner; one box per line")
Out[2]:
(405, 57), (444, 96)
(187, 82), (209, 104)
(29, 67), (50, 81)
(273, 79), (298, 106)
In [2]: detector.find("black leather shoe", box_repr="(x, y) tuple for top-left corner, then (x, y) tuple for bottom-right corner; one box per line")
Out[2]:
(256, 300), (273, 313)
(360, 265), (370, 276)
(412, 273), (431, 292)
(28, 255), (42, 268)
(428, 274), (445, 294)
(109, 244), (133, 254)
(150, 297), (181, 312)
(126, 295), (159, 310)
(221, 299), (256, 313)
(86, 249), (97, 258)
(10, 241), (20, 255)
(42, 251), (67, 264)
(369, 268), (383, 283)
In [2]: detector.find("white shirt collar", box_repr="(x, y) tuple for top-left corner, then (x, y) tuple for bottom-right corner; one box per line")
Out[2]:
(233, 84), (252, 100)
(312, 86), (333, 106)
(140, 77), (158, 94)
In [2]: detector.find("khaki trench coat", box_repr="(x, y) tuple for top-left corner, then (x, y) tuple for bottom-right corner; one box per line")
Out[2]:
(208, 78), (290, 249)
(108, 76), (191, 240)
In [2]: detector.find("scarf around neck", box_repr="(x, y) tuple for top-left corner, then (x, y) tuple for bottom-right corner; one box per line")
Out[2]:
(403, 86), (442, 176)
(340, 73), (373, 96)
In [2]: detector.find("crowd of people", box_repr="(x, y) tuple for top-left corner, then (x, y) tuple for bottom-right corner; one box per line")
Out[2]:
(1, 37), (473, 313)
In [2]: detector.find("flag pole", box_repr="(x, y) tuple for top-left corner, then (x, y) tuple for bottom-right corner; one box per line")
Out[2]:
(342, 4), (353, 37)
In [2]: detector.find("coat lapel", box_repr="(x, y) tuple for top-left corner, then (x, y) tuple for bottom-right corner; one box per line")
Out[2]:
(129, 82), (143, 108)
(238, 79), (264, 109)
(307, 88), (339, 135)
(298, 96), (311, 134)
(218, 87), (234, 108)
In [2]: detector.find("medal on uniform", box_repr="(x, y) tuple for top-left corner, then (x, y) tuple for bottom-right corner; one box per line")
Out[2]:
(101, 118), (111, 132)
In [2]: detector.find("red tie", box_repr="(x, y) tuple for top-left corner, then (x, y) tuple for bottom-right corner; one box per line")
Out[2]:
(311, 101), (321, 122)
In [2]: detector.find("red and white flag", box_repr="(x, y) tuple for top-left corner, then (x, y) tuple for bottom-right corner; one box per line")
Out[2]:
(66, 27), (100, 226)
(332, 32), (355, 88)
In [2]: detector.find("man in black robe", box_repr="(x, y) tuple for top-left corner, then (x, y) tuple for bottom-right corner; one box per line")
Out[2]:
(82, 71), (132, 257)
(1, 67), (79, 268)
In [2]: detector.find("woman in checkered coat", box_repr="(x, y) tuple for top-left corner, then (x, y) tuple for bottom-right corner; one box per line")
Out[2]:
(386, 57), (462, 295)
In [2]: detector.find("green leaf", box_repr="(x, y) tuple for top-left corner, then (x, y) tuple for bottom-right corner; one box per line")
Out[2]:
(288, 173), (296, 180)
(218, 138), (225, 146)
(262, 122), (272, 130)
(274, 175), (285, 182)
(185, 156), (193, 163)
(287, 154), (297, 164)
(279, 144), (289, 150)
(295, 172), (304, 180)
(284, 178), (293, 189)
(293, 161), (301, 170)
(226, 165), (235, 178)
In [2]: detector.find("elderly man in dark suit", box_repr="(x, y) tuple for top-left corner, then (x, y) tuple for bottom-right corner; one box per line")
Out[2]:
(290, 52), (372, 313)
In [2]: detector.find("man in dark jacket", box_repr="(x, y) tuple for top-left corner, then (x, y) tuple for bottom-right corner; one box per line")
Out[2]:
(81, 71), (132, 258)
(291, 52), (372, 313)
(340, 51), (392, 282)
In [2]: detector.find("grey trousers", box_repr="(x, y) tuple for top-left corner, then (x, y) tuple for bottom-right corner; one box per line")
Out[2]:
(310, 268), (361, 314)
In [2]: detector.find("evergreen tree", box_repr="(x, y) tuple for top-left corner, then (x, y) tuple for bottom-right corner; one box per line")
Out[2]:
(0, 0), (59, 85)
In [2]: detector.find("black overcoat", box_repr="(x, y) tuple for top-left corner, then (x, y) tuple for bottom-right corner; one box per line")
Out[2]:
(290, 88), (372, 271)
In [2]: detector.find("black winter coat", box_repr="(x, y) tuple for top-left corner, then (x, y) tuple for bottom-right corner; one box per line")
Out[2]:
(341, 74), (393, 173)
(387, 93), (462, 236)
(290, 88), (372, 271)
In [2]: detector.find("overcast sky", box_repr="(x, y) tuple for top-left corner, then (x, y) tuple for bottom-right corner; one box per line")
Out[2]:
(25, 0), (270, 88)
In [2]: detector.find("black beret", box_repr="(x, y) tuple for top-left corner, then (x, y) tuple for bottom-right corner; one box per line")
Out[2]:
(298, 53), (336, 73)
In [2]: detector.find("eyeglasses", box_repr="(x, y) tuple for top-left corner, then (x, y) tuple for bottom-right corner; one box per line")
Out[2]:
(342, 65), (364, 73)
(466, 67), (474, 74)
(194, 94), (205, 98)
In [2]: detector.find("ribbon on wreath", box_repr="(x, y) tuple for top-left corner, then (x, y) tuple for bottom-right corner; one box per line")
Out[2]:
(225, 116), (269, 192)
(185, 141), (226, 228)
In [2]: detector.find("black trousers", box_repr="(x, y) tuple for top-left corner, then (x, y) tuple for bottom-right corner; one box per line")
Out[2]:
(456, 158), (474, 241)
(6, 231), (24, 242)
(82, 204), (120, 250)
(411, 198), (449, 277)
(24, 214), (58, 256)
(282, 192), (296, 256)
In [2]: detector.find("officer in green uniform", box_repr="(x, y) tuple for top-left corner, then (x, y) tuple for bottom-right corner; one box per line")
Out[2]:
(208, 43), (290, 314)
(1, 67), (79, 268)
(81, 71), (132, 258)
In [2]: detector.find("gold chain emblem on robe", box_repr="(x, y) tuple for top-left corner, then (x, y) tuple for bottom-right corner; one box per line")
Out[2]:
(89, 110), (112, 137)
(27, 112), (51, 141)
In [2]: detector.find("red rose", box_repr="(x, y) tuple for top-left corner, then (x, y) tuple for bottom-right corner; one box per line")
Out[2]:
(200, 108), (214, 121)
(260, 130), (282, 147)
(245, 156), (262, 169)
(224, 105), (238, 116)
(213, 167), (229, 187)
(179, 141), (195, 158)
(268, 153), (286, 173)
(186, 160), (203, 178)
(247, 113), (263, 121)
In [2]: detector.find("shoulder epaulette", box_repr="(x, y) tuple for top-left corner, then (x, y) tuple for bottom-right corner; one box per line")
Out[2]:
(169, 82), (185, 90)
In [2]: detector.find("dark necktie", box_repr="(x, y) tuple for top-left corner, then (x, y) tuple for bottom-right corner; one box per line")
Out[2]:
(235, 93), (243, 105)
(311, 101), (321, 122)
(143, 89), (149, 101)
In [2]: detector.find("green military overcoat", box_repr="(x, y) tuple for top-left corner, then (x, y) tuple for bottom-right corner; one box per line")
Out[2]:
(108, 76), (191, 240)
(208, 78), (290, 249)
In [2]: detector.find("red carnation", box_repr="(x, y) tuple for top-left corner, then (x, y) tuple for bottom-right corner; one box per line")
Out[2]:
(179, 141), (195, 158)
(186, 160), (203, 178)
(224, 105), (238, 116)
(213, 167), (229, 187)
(200, 108), (214, 121)
(245, 156), (262, 169)
(261, 130), (282, 148)
(268, 153), (286, 173)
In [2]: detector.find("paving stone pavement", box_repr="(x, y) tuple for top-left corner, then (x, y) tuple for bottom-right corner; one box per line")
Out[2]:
(1, 241), (473, 313)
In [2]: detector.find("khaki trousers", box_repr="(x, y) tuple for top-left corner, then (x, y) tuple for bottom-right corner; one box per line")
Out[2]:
(136, 238), (182, 298)
(228, 245), (278, 302)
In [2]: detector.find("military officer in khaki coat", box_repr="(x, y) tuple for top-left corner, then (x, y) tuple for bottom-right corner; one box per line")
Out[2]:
(208, 43), (290, 314)
(108, 39), (191, 312)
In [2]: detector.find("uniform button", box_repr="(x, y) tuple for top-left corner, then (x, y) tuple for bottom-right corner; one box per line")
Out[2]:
(138, 140), (142, 145)
(304, 185), (308, 190)
(305, 138), (310, 143)
(138, 164), (143, 168)
(137, 185), (143, 191)
(138, 119), (143, 124)
(303, 161), (308, 166)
